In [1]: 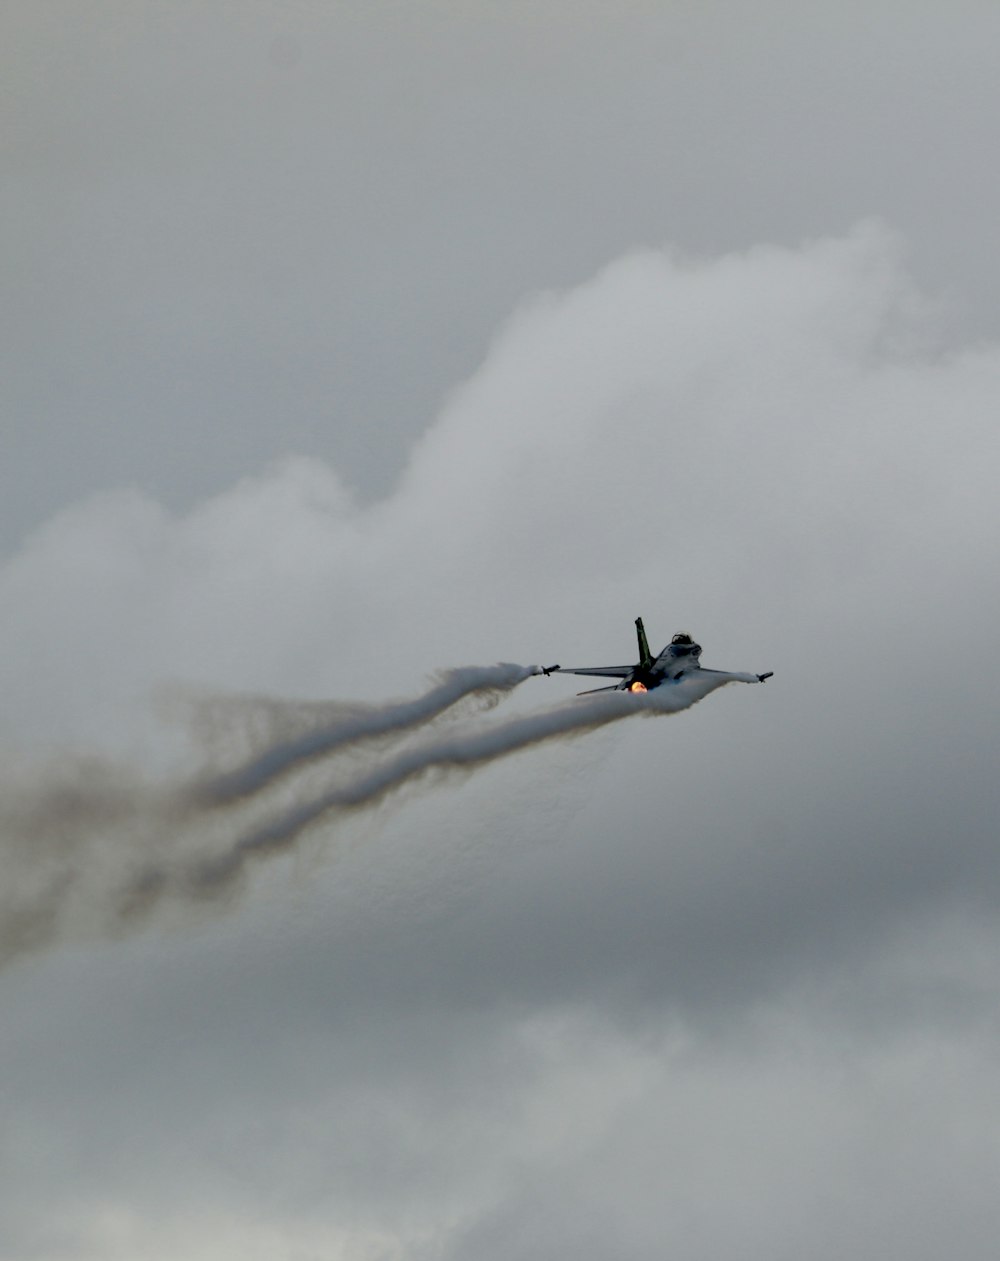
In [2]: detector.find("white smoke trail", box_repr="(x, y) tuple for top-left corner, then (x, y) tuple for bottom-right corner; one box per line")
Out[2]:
(0, 663), (544, 964)
(1, 665), (762, 966)
(162, 670), (752, 898)
(197, 662), (539, 805)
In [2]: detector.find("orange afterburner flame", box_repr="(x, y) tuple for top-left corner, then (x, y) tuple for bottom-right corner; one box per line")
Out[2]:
(629, 681), (648, 693)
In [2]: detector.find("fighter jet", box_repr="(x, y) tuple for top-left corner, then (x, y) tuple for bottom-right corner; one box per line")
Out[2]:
(539, 617), (773, 694)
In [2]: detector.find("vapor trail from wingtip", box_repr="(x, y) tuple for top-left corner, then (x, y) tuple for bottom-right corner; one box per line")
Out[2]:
(1, 664), (751, 967)
(196, 662), (540, 805)
(174, 671), (739, 898)
(0, 663), (543, 965)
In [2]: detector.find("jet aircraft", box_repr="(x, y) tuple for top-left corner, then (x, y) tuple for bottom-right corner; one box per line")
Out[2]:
(539, 617), (773, 694)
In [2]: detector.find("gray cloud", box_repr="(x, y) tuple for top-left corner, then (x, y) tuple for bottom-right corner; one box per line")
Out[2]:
(9, 4), (1000, 1254)
(2, 189), (1000, 1261)
(5, 2), (1000, 549)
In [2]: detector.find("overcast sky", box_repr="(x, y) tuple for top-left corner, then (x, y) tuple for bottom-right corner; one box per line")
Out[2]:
(3, 4), (1000, 1259)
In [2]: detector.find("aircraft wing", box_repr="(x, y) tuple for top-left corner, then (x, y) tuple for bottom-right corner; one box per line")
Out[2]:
(551, 665), (634, 678)
(695, 667), (770, 683)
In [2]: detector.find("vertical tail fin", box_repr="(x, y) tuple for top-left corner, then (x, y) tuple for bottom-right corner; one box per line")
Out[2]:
(635, 617), (653, 669)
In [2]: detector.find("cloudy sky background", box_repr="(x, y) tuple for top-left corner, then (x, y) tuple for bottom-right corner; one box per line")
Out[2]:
(3, 3), (1000, 1258)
